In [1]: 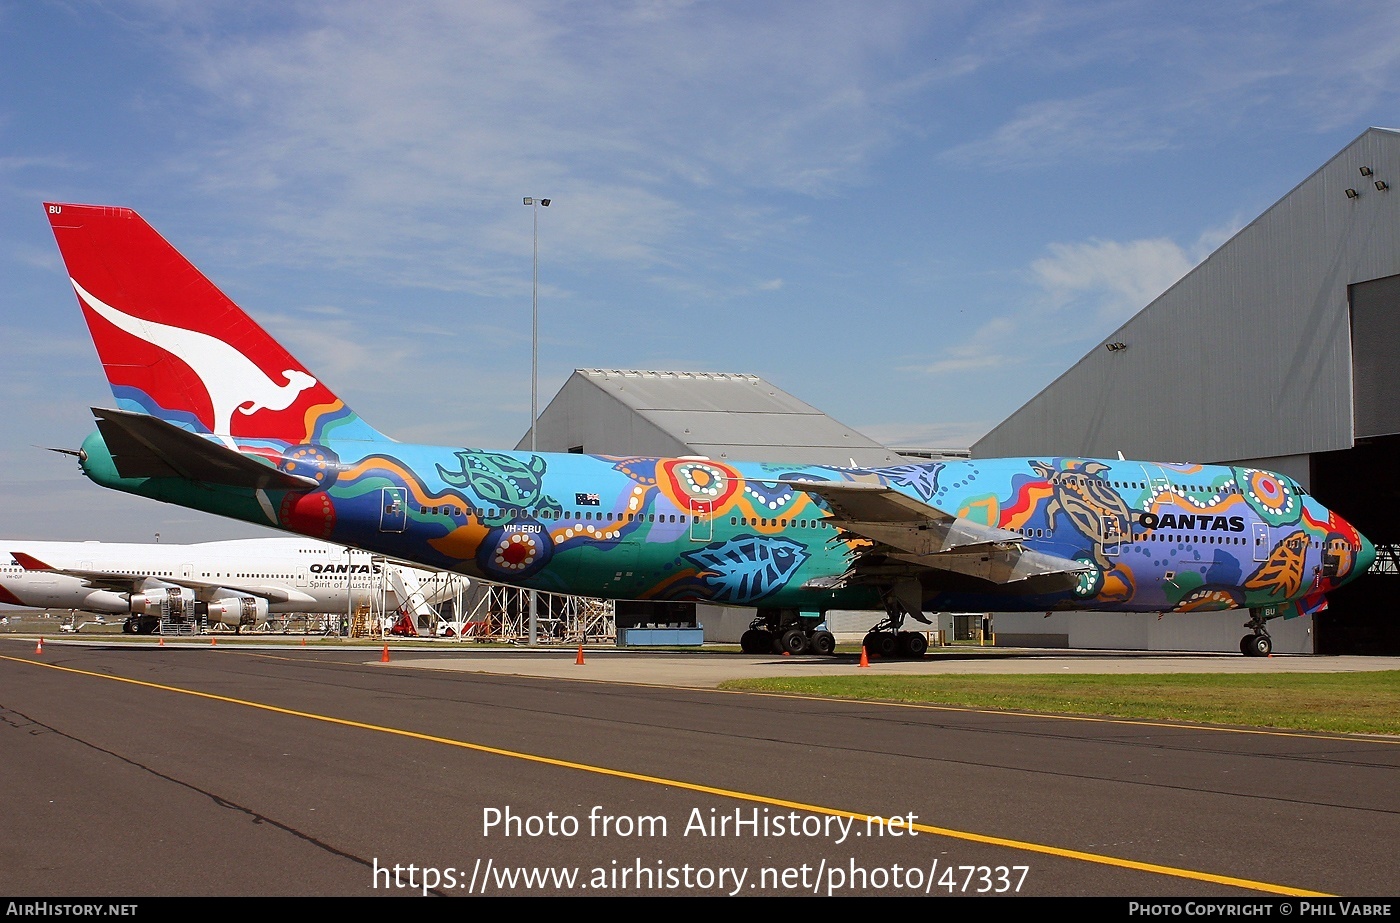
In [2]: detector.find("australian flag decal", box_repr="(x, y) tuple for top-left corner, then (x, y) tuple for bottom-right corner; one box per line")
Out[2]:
(576, 492), (600, 506)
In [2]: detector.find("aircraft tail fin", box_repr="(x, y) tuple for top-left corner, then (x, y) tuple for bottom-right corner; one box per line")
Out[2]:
(44, 203), (390, 445)
(11, 553), (54, 572)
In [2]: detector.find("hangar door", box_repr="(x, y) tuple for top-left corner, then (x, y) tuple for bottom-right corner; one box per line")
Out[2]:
(1309, 275), (1400, 654)
(1351, 272), (1400, 440)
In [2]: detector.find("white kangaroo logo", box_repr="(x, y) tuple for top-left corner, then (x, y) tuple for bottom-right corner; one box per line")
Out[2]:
(73, 279), (317, 443)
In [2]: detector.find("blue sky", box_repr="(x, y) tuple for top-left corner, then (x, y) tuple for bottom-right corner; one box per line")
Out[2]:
(3, 1), (1399, 542)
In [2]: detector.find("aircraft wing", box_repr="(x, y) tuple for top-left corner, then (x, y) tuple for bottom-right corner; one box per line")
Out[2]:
(785, 479), (1093, 585)
(9, 553), (313, 604)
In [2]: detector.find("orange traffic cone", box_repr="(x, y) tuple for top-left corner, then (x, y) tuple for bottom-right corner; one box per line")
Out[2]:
(158, 636), (165, 647)
(859, 645), (869, 668)
(35, 637), (43, 655)
(381, 644), (390, 663)
(300, 637), (306, 646)
(576, 644), (586, 665)
(210, 637), (217, 646)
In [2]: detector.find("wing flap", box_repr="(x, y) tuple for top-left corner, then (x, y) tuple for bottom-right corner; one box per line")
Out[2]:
(787, 479), (1022, 548)
(787, 478), (1090, 585)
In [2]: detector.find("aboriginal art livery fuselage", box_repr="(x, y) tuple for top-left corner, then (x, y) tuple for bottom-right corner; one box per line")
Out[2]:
(44, 203), (1376, 656)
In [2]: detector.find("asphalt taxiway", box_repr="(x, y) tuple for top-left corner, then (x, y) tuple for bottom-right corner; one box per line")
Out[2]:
(3, 639), (1397, 898)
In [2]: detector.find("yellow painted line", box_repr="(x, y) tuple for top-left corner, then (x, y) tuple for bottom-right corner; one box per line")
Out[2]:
(0, 653), (1332, 897)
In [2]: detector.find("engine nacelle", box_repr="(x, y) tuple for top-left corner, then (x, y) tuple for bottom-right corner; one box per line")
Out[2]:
(206, 595), (269, 628)
(130, 586), (198, 618)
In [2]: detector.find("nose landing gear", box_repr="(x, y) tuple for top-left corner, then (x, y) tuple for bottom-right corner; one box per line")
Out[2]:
(1240, 608), (1275, 657)
(1241, 632), (1272, 657)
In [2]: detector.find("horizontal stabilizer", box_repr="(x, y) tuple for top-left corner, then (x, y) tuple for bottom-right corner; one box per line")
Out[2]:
(92, 407), (318, 491)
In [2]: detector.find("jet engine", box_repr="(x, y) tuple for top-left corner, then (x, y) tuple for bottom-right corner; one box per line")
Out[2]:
(130, 586), (199, 618)
(206, 595), (269, 629)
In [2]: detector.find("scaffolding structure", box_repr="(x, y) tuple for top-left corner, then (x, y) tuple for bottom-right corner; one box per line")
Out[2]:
(249, 555), (617, 644)
(438, 581), (616, 644)
(1369, 544), (1400, 575)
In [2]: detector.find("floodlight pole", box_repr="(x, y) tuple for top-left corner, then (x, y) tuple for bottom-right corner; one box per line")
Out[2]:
(523, 196), (550, 646)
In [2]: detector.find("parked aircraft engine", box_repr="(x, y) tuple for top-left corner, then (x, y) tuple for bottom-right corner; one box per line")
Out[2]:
(130, 586), (199, 618)
(206, 595), (269, 629)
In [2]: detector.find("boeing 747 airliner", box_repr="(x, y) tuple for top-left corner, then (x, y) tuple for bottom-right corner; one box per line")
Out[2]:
(40, 203), (1375, 656)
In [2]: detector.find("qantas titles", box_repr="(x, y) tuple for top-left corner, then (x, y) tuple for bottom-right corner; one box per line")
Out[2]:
(308, 563), (382, 574)
(1137, 513), (1246, 532)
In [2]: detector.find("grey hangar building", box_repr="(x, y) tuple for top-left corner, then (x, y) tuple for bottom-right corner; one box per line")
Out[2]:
(522, 128), (1400, 655)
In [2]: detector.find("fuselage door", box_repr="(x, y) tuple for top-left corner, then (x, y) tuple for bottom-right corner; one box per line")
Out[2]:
(1102, 514), (1124, 556)
(1143, 464), (1172, 504)
(1252, 522), (1270, 562)
(296, 566), (309, 588)
(689, 500), (713, 542)
(380, 487), (408, 533)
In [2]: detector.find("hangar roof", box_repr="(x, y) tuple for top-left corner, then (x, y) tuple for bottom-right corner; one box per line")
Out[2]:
(520, 369), (915, 467)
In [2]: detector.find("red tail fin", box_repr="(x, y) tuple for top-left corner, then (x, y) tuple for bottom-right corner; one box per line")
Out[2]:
(44, 203), (387, 445)
(10, 552), (54, 572)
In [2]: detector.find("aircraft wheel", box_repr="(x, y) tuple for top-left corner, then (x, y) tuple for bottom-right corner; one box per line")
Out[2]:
(809, 630), (836, 656)
(862, 631), (880, 652)
(122, 619), (137, 634)
(901, 631), (929, 658)
(739, 629), (765, 654)
(780, 629), (809, 655)
(1239, 635), (1253, 656)
(1245, 634), (1272, 657)
(873, 632), (899, 659)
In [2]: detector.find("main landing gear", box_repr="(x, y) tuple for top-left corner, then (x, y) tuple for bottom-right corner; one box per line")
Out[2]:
(739, 608), (836, 655)
(1240, 608), (1274, 657)
(860, 579), (930, 660)
(861, 627), (928, 659)
(122, 615), (160, 634)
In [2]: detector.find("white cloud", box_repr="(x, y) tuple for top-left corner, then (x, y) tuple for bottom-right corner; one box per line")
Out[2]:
(899, 317), (1017, 376)
(128, 1), (946, 292)
(1031, 237), (1192, 323)
(942, 93), (1172, 169)
(856, 419), (991, 451)
(1030, 220), (1239, 325)
(899, 218), (1242, 391)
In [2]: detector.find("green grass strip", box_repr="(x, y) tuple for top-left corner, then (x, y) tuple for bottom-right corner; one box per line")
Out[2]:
(720, 671), (1400, 735)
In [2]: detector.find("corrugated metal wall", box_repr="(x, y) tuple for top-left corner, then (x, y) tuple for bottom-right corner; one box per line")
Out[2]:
(975, 128), (1400, 465)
